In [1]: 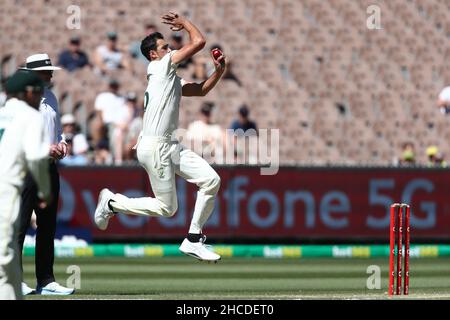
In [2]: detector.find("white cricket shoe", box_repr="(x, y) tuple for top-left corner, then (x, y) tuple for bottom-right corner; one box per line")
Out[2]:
(94, 188), (115, 230)
(37, 282), (75, 295)
(179, 235), (221, 262)
(22, 282), (35, 295)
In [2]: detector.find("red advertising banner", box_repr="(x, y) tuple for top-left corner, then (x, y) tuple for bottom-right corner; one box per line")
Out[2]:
(58, 167), (450, 240)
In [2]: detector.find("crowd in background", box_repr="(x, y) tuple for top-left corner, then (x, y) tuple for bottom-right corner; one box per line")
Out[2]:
(394, 85), (450, 168)
(57, 23), (250, 166)
(396, 142), (447, 167)
(0, 22), (255, 166)
(1, 21), (449, 167)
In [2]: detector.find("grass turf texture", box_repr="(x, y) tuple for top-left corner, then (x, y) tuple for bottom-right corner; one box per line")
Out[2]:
(23, 256), (450, 299)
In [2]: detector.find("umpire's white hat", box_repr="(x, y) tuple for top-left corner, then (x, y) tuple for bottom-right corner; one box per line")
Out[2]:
(23, 53), (61, 71)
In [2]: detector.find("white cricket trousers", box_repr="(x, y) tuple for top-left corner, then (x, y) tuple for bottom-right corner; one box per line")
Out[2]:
(0, 184), (22, 300)
(110, 136), (221, 234)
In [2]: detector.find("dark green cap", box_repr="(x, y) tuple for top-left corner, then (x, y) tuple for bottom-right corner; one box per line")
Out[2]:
(5, 69), (44, 94)
(107, 31), (118, 40)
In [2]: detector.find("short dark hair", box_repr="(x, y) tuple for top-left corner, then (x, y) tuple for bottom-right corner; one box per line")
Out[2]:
(200, 102), (214, 116)
(239, 105), (249, 117)
(171, 34), (183, 43)
(140, 32), (164, 62)
(210, 44), (223, 51)
(109, 78), (120, 89)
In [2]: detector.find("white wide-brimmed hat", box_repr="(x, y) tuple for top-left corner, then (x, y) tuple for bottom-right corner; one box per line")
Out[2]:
(24, 53), (61, 71)
(61, 114), (76, 125)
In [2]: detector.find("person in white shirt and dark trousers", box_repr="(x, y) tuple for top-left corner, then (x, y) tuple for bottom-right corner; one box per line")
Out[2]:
(17, 54), (74, 295)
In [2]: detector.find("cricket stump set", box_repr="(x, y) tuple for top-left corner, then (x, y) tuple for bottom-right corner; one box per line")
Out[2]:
(389, 203), (411, 296)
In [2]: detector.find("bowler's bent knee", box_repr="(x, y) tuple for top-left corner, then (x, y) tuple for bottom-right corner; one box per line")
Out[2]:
(204, 173), (221, 195)
(160, 200), (178, 217)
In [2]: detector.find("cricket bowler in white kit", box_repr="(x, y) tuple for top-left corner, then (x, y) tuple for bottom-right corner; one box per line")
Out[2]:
(0, 70), (51, 299)
(95, 12), (225, 261)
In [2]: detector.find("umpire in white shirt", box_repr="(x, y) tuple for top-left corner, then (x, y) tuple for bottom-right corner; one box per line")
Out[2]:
(17, 54), (74, 295)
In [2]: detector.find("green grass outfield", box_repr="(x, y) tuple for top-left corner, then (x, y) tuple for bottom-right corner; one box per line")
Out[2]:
(23, 256), (450, 300)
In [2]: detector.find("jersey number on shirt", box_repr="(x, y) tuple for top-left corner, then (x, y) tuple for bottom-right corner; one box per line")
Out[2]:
(144, 92), (149, 113)
(0, 128), (4, 142)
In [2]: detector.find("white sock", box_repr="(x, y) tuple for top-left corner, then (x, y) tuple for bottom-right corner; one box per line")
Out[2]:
(188, 191), (215, 234)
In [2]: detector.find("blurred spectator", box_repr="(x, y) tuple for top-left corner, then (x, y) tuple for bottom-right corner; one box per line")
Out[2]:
(437, 85), (450, 115)
(59, 133), (89, 166)
(123, 92), (140, 120)
(124, 97), (144, 162)
(60, 113), (89, 156)
(58, 36), (90, 72)
(94, 79), (125, 125)
(169, 34), (192, 69)
(398, 142), (416, 166)
(113, 92), (140, 164)
(94, 140), (113, 165)
(228, 105), (258, 164)
(426, 145), (447, 167)
(187, 102), (224, 163)
(93, 32), (130, 75)
(94, 79), (126, 164)
(191, 56), (208, 81)
(230, 105), (258, 135)
(129, 23), (158, 64)
(207, 44), (242, 87)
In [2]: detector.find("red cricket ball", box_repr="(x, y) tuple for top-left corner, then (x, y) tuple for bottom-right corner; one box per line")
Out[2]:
(212, 48), (222, 60)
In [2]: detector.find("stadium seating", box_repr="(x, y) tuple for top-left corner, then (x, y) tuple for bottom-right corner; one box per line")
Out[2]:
(0, 0), (449, 165)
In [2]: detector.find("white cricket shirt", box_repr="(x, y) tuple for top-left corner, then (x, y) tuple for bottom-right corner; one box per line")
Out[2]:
(41, 88), (63, 144)
(94, 91), (126, 124)
(439, 86), (450, 102)
(142, 50), (184, 137)
(0, 98), (50, 192)
(96, 45), (123, 70)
